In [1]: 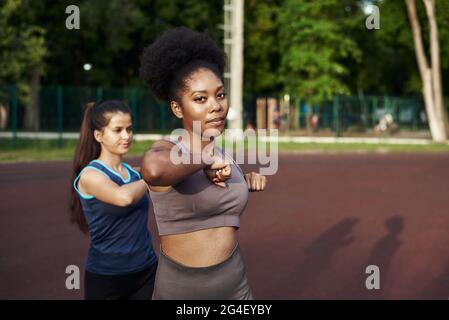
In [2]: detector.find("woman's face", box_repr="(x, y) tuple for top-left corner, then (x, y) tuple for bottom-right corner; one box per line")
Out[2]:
(95, 112), (133, 155)
(174, 68), (229, 137)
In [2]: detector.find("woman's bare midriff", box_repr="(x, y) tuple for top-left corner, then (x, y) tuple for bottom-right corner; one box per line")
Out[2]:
(149, 185), (238, 267)
(160, 226), (238, 267)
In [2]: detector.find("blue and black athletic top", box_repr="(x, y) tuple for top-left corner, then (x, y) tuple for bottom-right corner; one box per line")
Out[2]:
(73, 160), (157, 275)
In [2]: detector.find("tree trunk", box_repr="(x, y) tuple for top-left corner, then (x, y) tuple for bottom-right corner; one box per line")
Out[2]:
(423, 0), (449, 135)
(0, 103), (8, 130)
(405, 0), (448, 142)
(24, 66), (42, 131)
(422, 68), (443, 140)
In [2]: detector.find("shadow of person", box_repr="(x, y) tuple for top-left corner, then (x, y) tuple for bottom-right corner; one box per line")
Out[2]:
(286, 217), (359, 298)
(419, 258), (449, 299)
(345, 215), (404, 299)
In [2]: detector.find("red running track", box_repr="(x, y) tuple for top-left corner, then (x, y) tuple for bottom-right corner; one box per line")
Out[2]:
(0, 153), (448, 299)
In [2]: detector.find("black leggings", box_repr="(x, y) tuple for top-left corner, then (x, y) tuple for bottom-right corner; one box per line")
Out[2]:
(84, 262), (157, 300)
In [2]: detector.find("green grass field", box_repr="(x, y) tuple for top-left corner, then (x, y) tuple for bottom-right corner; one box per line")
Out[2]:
(1, 138), (449, 162)
(0, 139), (154, 162)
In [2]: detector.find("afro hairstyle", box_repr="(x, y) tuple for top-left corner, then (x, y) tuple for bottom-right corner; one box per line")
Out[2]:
(139, 27), (226, 102)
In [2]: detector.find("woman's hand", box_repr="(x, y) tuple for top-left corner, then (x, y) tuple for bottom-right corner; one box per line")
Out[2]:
(203, 142), (232, 188)
(204, 158), (232, 188)
(244, 172), (267, 192)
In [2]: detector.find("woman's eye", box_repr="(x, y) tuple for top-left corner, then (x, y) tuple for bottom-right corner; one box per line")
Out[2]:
(218, 92), (227, 99)
(194, 96), (206, 102)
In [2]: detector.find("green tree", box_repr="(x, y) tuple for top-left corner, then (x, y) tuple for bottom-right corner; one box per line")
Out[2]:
(275, 0), (362, 105)
(350, 0), (449, 96)
(0, 0), (46, 83)
(0, 0), (46, 130)
(405, 0), (448, 141)
(39, 0), (223, 86)
(244, 0), (282, 95)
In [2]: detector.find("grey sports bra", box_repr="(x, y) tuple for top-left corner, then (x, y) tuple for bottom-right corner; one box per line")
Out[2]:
(148, 138), (249, 236)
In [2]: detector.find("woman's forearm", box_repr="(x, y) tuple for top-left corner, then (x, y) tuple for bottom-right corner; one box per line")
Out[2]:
(118, 180), (148, 206)
(141, 149), (207, 186)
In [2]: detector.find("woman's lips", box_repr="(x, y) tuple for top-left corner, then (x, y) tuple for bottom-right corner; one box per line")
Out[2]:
(206, 118), (225, 126)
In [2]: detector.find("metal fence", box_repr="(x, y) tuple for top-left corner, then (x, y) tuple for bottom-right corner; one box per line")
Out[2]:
(249, 94), (428, 136)
(0, 84), (429, 144)
(0, 84), (182, 133)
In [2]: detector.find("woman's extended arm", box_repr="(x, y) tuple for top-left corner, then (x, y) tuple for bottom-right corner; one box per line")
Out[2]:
(78, 170), (148, 207)
(141, 140), (230, 187)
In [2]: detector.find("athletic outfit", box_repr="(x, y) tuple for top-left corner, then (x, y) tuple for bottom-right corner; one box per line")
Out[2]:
(73, 160), (157, 300)
(149, 139), (253, 300)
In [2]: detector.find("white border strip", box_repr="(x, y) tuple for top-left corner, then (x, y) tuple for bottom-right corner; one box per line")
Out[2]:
(0, 132), (80, 139)
(0, 131), (448, 145)
(259, 136), (437, 145)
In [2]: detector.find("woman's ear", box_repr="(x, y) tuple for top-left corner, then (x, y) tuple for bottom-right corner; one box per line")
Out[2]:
(93, 129), (103, 143)
(170, 101), (183, 119)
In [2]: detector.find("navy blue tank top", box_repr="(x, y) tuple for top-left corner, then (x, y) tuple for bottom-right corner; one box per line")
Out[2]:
(73, 160), (157, 275)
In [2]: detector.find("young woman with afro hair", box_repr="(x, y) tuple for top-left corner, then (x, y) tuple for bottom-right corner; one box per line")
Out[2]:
(140, 27), (267, 300)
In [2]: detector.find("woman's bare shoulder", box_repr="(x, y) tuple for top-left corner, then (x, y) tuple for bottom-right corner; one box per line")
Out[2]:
(78, 167), (112, 192)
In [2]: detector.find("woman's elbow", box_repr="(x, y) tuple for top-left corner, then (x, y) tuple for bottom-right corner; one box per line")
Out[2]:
(117, 193), (133, 207)
(141, 162), (162, 185)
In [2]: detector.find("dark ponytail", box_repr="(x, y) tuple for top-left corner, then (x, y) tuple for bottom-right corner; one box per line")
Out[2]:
(69, 100), (132, 234)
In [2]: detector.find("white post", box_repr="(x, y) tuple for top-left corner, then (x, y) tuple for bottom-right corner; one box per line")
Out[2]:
(224, 0), (244, 135)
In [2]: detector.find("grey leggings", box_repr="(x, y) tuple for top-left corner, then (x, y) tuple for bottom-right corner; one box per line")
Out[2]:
(152, 243), (253, 300)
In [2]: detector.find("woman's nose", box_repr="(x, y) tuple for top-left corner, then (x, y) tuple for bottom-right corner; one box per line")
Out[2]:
(209, 99), (222, 112)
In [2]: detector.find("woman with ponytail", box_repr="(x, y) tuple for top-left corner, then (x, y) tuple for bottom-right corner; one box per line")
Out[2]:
(70, 100), (157, 300)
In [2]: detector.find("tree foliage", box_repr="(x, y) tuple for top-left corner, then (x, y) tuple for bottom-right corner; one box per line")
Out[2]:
(1, 0), (448, 104)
